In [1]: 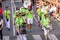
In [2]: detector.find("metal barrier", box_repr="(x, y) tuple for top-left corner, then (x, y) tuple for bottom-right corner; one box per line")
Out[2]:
(11, 0), (16, 36)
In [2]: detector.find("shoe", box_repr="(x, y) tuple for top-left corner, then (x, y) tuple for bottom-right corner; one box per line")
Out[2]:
(28, 30), (30, 32)
(7, 28), (10, 31)
(8, 28), (10, 30)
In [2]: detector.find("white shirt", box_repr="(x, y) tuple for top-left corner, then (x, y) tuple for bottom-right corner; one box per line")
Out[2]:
(0, 19), (3, 25)
(23, 1), (28, 8)
(23, 1), (31, 8)
(49, 6), (56, 12)
(53, 6), (56, 11)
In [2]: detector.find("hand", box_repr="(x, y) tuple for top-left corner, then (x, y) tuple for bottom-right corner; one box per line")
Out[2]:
(14, 23), (16, 25)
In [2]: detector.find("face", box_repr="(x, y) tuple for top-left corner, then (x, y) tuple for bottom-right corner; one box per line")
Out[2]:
(16, 7), (19, 10)
(45, 14), (49, 18)
(19, 13), (22, 17)
(16, 10), (19, 13)
(16, 14), (18, 17)
(6, 7), (9, 10)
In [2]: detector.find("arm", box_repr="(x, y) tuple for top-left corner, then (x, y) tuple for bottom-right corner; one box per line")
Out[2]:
(1, 19), (4, 29)
(8, 10), (11, 16)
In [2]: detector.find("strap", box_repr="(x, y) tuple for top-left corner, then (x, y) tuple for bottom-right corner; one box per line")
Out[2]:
(18, 18), (20, 31)
(6, 10), (7, 19)
(18, 18), (20, 26)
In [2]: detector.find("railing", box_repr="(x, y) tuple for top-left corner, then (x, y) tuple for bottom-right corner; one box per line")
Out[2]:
(11, 0), (16, 36)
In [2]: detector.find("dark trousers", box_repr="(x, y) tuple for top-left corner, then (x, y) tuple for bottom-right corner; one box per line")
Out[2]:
(49, 11), (54, 16)
(22, 0), (24, 3)
(0, 3), (2, 7)
(0, 30), (3, 40)
(20, 24), (26, 34)
(0, 14), (3, 19)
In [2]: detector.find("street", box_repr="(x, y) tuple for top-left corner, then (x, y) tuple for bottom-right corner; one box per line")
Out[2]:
(1, 0), (60, 40)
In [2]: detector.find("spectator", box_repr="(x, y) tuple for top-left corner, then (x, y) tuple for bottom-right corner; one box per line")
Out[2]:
(23, 0), (32, 9)
(0, 6), (3, 19)
(49, 4), (57, 16)
(3, 7), (11, 30)
(0, 17), (4, 40)
(56, 8), (60, 21)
